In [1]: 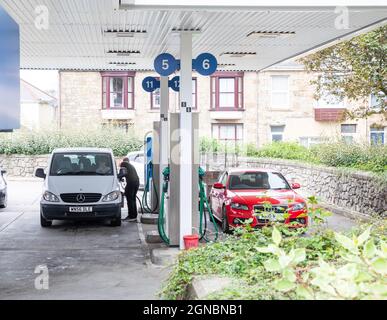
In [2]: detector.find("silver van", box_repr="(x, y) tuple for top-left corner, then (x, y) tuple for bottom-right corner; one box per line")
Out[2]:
(35, 148), (125, 227)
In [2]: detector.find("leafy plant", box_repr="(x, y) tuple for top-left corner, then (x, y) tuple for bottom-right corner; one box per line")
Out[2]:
(161, 197), (386, 300)
(257, 226), (387, 299)
(300, 25), (387, 119)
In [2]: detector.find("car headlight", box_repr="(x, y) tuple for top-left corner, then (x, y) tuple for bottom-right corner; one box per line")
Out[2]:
(43, 191), (60, 203)
(291, 202), (307, 211)
(102, 191), (121, 202)
(231, 202), (249, 211)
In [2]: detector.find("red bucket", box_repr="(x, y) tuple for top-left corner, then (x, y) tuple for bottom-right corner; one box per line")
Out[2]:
(183, 234), (199, 250)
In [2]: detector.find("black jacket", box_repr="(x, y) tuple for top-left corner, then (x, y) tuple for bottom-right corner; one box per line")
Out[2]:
(120, 162), (140, 189)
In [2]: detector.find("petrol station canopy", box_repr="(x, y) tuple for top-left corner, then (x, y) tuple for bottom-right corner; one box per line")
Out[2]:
(0, 0), (386, 71)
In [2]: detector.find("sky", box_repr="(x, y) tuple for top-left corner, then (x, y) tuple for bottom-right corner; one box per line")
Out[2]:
(20, 70), (59, 96)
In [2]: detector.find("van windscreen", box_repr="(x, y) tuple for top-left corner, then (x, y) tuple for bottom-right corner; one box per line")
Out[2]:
(50, 153), (114, 176)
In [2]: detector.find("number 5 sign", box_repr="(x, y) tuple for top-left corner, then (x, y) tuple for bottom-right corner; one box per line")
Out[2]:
(154, 53), (178, 77)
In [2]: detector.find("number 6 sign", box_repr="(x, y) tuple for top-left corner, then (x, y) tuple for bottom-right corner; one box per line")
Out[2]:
(194, 53), (218, 76)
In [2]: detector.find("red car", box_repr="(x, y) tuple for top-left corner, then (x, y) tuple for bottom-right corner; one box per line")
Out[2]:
(209, 169), (308, 232)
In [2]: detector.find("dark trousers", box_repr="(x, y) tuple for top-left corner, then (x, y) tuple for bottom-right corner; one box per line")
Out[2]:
(125, 184), (139, 219)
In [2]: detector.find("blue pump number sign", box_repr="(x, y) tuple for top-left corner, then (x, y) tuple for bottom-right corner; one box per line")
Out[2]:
(154, 53), (178, 77)
(194, 53), (218, 76)
(142, 77), (160, 93)
(169, 76), (180, 92)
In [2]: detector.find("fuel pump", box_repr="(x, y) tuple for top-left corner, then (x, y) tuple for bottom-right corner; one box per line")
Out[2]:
(158, 166), (219, 246)
(141, 132), (159, 213)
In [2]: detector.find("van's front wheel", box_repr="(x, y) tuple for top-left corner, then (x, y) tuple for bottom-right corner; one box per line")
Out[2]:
(110, 210), (122, 227)
(40, 211), (52, 227)
(110, 217), (122, 227)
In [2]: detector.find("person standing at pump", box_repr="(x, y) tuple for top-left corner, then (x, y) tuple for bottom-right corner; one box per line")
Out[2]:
(120, 158), (140, 222)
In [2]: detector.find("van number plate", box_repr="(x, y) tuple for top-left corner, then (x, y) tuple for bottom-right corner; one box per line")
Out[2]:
(69, 207), (93, 213)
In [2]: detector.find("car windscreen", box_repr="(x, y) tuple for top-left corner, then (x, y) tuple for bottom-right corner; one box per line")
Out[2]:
(228, 172), (291, 190)
(49, 153), (114, 176)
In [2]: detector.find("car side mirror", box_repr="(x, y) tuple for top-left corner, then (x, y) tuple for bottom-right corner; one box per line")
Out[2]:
(292, 183), (301, 189)
(35, 168), (46, 179)
(118, 167), (127, 179)
(213, 182), (225, 189)
(1, 170), (6, 175)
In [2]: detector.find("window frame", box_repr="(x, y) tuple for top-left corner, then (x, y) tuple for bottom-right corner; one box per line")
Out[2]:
(270, 75), (290, 109)
(341, 124), (357, 143)
(210, 72), (244, 111)
(369, 93), (386, 111)
(317, 92), (345, 109)
(370, 127), (385, 145)
(101, 71), (135, 110)
(212, 123), (244, 143)
(270, 125), (285, 142)
(151, 77), (198, 110)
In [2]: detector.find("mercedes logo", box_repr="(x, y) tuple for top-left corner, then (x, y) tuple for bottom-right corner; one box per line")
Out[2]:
(76, 194), (86, 203)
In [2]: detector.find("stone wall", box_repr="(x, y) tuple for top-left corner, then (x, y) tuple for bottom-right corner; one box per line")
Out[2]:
(201, 156), (387, 217)
(1, 154), (386, 216)
(0, 155), (124, 177)
(0, 155), (49, 177)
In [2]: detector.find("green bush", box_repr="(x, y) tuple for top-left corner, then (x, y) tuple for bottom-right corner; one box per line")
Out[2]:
(0, 128), (142, 156)
(254, 142), (311, 161)
(199, 138), (387, 173)
(161, 213), (387, 300)
(310, 142), (387, 173)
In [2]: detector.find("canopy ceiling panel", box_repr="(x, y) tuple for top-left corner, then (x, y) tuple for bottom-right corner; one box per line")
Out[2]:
(0, 0), (386, 71)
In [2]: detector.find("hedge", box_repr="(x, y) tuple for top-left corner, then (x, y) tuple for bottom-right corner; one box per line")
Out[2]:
(0, 128), (142, 157)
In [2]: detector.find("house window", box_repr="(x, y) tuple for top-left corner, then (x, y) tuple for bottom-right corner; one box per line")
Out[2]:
(211, 72), (243, 110)
(299, 137), (326, 148)
(152, 78), (197, 109)
(341, 124), (356, 143)
(370, 127), (385, 145)
(317, 92), (345, 108)
(271, 75), (289, 108)
(370, 93), (386, 110)
(212, 124), (243, 143)
(101, 72), (135, 109)
(110, 77), (124, 108)
(271, 125), (285, 142)
(102, 121), (132, 133)
(151, 88), (161, 109)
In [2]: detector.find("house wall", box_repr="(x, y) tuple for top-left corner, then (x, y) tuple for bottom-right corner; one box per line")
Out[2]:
(60, 72), (102, 130)
(59, 71), (260, 145)
(59, 70), (387, 146)
(20, 102), (57, 130)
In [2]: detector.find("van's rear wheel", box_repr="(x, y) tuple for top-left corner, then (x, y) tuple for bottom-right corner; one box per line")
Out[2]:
(40, 212), (52, 227)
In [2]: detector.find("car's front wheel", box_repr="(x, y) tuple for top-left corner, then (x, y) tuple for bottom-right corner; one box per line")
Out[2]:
(40, 211), (52, 227)
(222, 206), (230, 234)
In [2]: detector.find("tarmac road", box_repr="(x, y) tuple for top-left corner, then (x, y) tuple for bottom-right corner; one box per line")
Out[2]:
(0, 179), (170, 300)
